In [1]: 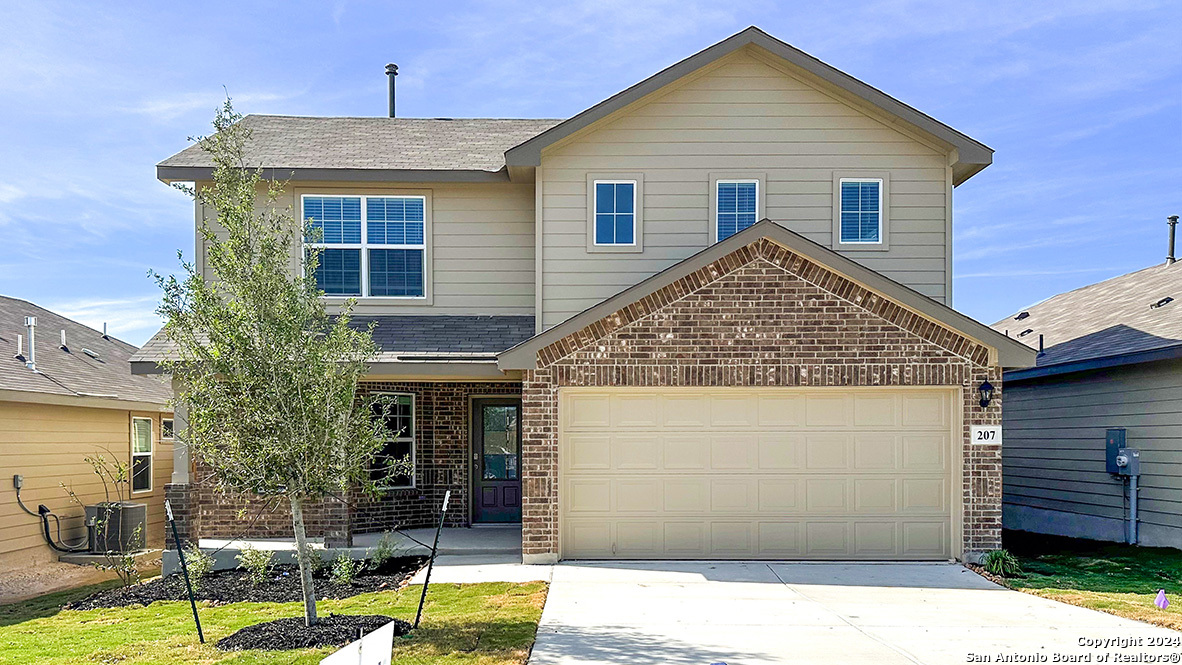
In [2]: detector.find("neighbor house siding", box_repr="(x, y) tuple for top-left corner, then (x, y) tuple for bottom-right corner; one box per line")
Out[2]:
(538, 48), (953, 329)
(196, 180), (536, 316)
(1002, 359), (1182, 548)
(0, 402), (173, 569)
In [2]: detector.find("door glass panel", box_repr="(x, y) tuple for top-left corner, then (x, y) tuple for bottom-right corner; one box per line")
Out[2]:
(482, 405), (518, 480)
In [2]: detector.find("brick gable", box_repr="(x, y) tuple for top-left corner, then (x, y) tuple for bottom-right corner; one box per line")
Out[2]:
(522, 237), (1002, 562)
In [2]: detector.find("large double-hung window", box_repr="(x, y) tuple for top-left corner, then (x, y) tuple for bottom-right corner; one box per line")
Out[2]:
(303, 195), (426, 297)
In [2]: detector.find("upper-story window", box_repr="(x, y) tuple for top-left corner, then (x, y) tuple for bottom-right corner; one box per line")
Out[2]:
(716, 180), (759, 241)
(838, 179), (883, 244)
(593, 181), (636, 245)
(303, 195), (426, 298)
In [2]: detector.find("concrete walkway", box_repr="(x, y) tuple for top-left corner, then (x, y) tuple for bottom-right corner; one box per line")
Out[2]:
(530, 561), (1180, 665)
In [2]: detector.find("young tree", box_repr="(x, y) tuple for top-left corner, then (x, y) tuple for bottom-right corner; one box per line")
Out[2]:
(155, 100), (406, 626)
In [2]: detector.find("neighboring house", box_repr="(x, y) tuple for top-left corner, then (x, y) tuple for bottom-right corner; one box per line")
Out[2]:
(133, 27), (1034, 563)
(0, 296), (173, 572)
(991, 255), (1182, 549)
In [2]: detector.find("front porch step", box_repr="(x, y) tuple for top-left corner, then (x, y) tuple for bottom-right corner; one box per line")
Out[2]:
(356, 524), (521, 557)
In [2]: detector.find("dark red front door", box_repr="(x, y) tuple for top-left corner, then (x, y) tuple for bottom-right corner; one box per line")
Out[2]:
(472, 398), (522, 523)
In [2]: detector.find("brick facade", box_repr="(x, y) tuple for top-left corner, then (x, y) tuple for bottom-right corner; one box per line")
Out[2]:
(521, 237), (1003, 562)
(181, 380), (521, 544)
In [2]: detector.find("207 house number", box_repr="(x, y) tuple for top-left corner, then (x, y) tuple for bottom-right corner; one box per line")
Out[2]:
(970, 425), (1003, 445)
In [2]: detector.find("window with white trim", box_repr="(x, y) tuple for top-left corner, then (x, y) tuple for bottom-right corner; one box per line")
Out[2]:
(131, 417), (152, 493)
(838, 179), (883, 244)
(716, 180), (759, 241)
(371, 394), (415, 488)
(161, 418), (174, 440)
(593, 181), (636, 245)
(303, 195), (426, 297)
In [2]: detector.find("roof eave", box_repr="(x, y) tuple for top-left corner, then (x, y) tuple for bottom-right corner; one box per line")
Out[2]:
(505, 26), (993, 184)
(498, 219), (1035, 371)
(1004, 344), (1182, 383)
(156, 165), (512, 184)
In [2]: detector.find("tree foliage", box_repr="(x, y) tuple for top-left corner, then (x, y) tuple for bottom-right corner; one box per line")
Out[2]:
(153, 99), (407, 625)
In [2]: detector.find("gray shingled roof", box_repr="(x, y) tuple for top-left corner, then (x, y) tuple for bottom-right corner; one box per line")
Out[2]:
(158, 115), (562, 173)
(991, 262), (1182, 368)
(131, 315), (536, 366)
(0, 296), (172, 405)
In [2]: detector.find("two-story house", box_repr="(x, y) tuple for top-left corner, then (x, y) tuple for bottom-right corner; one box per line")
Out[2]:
(133, 27), (1034, 564)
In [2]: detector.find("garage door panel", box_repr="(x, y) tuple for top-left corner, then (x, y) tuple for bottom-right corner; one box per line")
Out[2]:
(757, 433), (804, 469)
(805, 433), (851, 469)
(710, 434), (756, 469)
(853, 434), (898, 470)
(710, 479), (754, 512)
(568, 433), (611, 470)
(614, 434), (660, 469)
(560, 388), (954, 560)
(663, 479), (708, 512)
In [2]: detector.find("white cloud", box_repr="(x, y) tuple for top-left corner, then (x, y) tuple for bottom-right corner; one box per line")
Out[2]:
(43, 295), (163, 344)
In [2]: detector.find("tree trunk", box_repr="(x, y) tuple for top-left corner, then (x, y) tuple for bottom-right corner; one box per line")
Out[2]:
(289, 496), (318, 626)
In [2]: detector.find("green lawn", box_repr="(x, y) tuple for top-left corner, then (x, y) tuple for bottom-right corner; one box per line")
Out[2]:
(0, 580), (548, 664)
(1002, 530), (1182, 631)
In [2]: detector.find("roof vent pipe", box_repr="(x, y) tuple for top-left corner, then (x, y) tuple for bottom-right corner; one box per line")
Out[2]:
(23, 316), (36, 370)
(385, 63), (398, 118)
(60, 329), (68, 352)
(15, 334), (22, 359)
(1167, 215), (1178, 265)
(102, 322), (108, 340)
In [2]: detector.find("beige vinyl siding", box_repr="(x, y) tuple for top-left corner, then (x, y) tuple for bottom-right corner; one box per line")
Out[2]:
(538, 48), (952, 329)
(0, 402), (173, 569)
(197, 181), (536, 316)
(1002, 359), (1182, 549)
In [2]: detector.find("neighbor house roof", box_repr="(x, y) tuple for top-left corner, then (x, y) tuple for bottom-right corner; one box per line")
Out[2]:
(157, 116), (562, 183)
(0, 296), (172, 408)
(498, 220), (1035, 370)
(992, 262), (1182, 381)
(157, 27), (991, 186)
(130, 315), (536, 375)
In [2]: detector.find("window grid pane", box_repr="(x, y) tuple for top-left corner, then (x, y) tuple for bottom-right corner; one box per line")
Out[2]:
(839, 181), (881, 243)
(132, 419), (152, 453)
(303, 196), (361, 244)
(132, 456), (151, 492)
(594, 182), (635, 244)
(369, 249), (424, 297)
(717, 181), (758, 241)
(313, 248), (362, 295)
(366, 197), (425, 245)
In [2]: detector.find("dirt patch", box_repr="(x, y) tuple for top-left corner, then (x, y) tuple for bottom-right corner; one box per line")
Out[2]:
(65, 556), (426, 610)
(0, 557), (161, 605)
(216, 614), (411, 651)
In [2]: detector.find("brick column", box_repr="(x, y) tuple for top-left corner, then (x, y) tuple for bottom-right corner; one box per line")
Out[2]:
(163, 483), (196, 550)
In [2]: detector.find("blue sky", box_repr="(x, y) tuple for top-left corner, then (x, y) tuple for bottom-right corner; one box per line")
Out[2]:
(1, 0), (1179, 346)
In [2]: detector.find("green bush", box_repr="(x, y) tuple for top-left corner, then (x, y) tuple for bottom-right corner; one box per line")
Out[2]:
(331, 552), (361, 585)
(236, 545), (275, 586)
(181, 544), (215, 591)
(983, 549), (1023, 577)
(367, 534), (398, 571)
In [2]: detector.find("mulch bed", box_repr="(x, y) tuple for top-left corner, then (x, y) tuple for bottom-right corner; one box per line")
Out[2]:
(216, 614), (411, 651)
(65, 555), (427, 611)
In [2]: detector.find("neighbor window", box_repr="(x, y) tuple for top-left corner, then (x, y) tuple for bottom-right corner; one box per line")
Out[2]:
(131, 417), (152, 493)
(303, 195), (426, 297)
(838, 179), (883, 244)
(371, 394), (415, 488)
(716, 180), (759, 241)
(161, 418), (174, 440)
(593, 181), (636, 245)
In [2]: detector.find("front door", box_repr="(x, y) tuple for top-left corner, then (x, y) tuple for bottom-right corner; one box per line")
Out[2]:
(472, 398), (522, 523)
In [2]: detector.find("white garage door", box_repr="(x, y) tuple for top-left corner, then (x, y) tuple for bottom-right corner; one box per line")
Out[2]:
(560, 388), (957, 560)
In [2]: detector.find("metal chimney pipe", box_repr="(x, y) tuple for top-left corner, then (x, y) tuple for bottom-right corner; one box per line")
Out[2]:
(385, 63), (399, 118)
(23, 316), (36, 370)
(1167, 215), (1178, 265)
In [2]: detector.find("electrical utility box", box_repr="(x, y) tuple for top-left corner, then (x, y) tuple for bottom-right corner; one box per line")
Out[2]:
(1106, 428), (1127, 474)
(1116, 448), (1141, 476)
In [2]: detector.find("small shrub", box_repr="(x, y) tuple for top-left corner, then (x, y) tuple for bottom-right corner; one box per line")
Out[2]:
(303, 544), (327, 576)
(236, 545), (274, 586)
(181, 544), (216, 591)
(983, 549), (1022, 578)
(93, 523), (144, 586)
(367, 534), (398, 571)
(330, 552), (361, 585)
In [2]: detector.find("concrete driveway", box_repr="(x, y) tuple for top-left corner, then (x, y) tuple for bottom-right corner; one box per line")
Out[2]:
(529, 562), (1179, 664)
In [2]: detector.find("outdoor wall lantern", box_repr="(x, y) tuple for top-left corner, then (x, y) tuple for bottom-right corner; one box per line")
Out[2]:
(978, 381), (995, 409)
